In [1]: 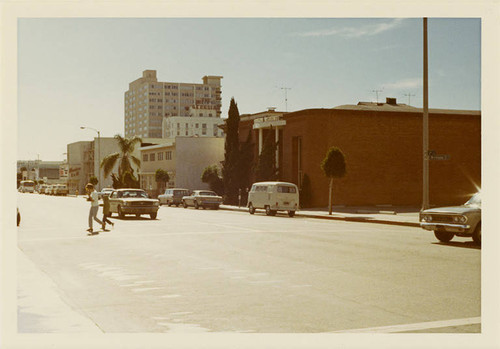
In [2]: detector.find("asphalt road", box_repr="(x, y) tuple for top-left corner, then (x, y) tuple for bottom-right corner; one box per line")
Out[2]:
(16, 193), (481, 333)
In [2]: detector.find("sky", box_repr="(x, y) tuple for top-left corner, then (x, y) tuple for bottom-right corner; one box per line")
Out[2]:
(17, 17), (481, 161)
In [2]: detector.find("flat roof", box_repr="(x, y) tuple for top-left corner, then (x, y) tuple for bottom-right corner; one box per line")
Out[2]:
(333, 103), (481, 115)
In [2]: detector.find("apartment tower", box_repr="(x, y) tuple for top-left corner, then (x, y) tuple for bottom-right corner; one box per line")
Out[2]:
(124, 70), (223, 138)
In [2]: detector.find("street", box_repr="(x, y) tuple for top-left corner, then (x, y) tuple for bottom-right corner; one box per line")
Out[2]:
(17, 192), (481, 333)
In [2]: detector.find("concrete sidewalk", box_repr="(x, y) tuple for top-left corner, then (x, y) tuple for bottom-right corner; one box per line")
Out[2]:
(220, 204), (421, 227)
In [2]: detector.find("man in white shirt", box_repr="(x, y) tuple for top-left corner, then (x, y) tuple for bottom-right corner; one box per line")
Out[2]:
(86, 183), (103, 235)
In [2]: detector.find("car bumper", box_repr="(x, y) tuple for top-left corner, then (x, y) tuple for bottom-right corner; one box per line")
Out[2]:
(420, 222), (471, 233)
(121, 207), (159, 214)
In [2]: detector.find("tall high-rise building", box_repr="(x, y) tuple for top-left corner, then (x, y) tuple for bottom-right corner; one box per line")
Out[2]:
(124, 70), (223, 138)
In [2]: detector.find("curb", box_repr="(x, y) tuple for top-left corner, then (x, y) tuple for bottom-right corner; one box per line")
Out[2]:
(219, 206), (420, 228)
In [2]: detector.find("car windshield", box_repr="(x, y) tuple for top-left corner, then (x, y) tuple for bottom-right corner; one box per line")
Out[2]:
(120, 190), (148, 198)
(465, 193), (481, 207)
(199, 191), (217, 196)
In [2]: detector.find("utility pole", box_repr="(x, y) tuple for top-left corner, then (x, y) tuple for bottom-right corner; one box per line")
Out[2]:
(372, 89), (383, 103)
(281, 87), (291, 112)
(404, 92), (416, 106)
(422, 18), (430, 210)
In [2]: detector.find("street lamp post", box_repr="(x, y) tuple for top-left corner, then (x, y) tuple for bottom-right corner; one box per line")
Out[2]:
(80, 126), (101, 191)
(422, 18), (429, 210)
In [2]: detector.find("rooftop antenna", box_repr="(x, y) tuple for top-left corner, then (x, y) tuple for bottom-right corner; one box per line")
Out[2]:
(404, 92), (416, 106)
(372, 89), (383, 103)
(280, 87), (291, 112)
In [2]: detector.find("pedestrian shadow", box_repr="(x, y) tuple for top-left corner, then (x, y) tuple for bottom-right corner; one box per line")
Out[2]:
(432, 241), (481, 250)
(112, 216), (157, 221)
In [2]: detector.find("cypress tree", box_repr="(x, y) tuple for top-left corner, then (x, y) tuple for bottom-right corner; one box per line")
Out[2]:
(222, 98), (241, 204)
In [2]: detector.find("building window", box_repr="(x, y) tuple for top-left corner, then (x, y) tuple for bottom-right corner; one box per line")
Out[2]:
(158, 152), (164, 161)
(149, 153), (155, 162)
(143, 154), (148, 162)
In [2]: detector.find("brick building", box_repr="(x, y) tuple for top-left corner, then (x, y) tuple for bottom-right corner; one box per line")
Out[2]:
(238, 99), (481, 208)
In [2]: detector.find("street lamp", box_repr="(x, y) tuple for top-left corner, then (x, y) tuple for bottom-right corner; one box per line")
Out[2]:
(80, 126), (101, 191)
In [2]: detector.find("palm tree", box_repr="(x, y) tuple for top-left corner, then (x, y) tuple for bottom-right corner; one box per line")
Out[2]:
(100, 134), (142, 181)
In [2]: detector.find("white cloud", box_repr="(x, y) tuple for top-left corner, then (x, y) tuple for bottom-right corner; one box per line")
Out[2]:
(298, 18), (405, 38)
(382, 78), (423, 90)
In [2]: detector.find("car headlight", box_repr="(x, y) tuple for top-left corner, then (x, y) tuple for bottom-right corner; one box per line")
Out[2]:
(453, 215), (467, 223)
(421, 214), (431, 222)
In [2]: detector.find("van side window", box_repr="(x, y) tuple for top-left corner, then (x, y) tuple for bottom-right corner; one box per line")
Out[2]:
(278, 186), (297, 193)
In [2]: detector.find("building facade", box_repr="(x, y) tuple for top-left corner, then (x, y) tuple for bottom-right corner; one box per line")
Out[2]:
(124, 70), (223, 138)
(162, 106), (225, 139)
(238, 99), (481, 208)
(139, 137), (225, 197)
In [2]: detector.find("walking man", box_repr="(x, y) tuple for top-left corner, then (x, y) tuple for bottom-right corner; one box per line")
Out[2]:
(86, 183), (103, 235)
(101, 193), (114, 231)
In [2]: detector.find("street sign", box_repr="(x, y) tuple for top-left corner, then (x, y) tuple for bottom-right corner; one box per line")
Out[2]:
(427, 150), (450, 161)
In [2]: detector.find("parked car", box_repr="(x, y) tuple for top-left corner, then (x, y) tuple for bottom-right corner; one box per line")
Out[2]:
(247, 181), (299, 217)
(182, 190), (223, 210)
(98, 187), (114, 199)
(53, 184), (69, 196)
(158, 188), (190, 206)
(108, 188), (160, 219)
(38, 184), (48, 194)
(45, 185), (54, 195)
(420, 192), (481, 244)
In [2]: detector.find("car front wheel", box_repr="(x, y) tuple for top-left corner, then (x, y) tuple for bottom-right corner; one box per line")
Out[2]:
(249, 203), (255, 215)
(150, 212), (157, 219)
(288, 211), (295, 217)
(472, 223), (481, 245)
(434, 230), (454, 243)
(118, 206), (125, 219)
(194, 201), (199, 209)
(183, 200), (188, 208)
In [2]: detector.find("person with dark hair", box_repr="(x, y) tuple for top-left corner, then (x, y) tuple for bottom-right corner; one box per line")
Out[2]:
(101, 194), (114, 231)
(85, 183), (103, 235)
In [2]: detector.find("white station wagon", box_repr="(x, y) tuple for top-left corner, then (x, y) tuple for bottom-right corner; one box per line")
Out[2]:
(247, 181), (299, 217)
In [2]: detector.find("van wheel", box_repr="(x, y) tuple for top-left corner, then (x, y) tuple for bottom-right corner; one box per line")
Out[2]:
(434, 230), (454, 243)
(249, 203), (255, 215)
(288, 211), (295, 217)
(265, 206), (276, 216)
(472, 223), (481, 245)
(183, 201), (188, 208)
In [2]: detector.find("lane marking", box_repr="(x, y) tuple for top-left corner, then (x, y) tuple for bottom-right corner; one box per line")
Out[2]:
(132, 287), (164, 293)
(330, 317), (481, 333)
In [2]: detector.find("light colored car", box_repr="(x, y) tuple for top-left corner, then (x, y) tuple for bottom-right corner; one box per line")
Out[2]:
(98, 187), (114, 199)
(158, 188), (190, 206)
(46, 185), (54, 195)
(247, 181), (299, 217)
(53, 184), (69, 196)
(182, 190), (223, 210)
(108, 188), (160, 219)
(420, 192), (481, 244)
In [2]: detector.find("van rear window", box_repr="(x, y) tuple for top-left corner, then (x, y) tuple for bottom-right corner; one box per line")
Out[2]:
(277, 186), (296, 193)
